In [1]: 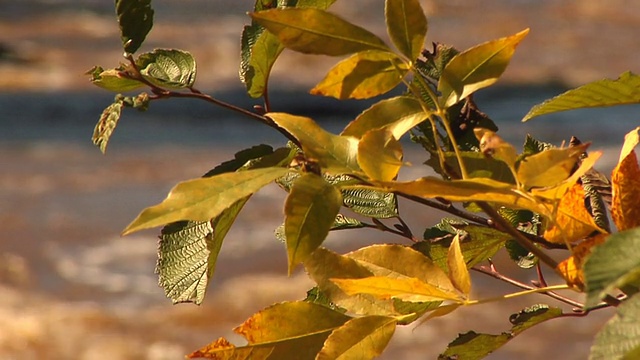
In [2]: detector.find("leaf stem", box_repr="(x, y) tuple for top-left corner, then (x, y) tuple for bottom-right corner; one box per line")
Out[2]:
(465, 284), (570, 306)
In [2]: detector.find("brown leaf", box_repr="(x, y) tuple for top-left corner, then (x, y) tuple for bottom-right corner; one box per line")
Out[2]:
(556, 234), (608, 290)
(187, 337), (235, 359)
(611, 127), (640, 231)
(543, 183), (602, 244)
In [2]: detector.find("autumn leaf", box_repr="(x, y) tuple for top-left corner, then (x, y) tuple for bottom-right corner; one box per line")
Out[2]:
(557, 234), (608, 290)
(543, 183), (603, 244)
(447, 234), (472, 297)
(331, 276), (463, 303)
(611, 126), (640, 231)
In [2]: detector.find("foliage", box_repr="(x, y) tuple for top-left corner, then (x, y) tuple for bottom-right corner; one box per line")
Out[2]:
(88, 0), (640, 359)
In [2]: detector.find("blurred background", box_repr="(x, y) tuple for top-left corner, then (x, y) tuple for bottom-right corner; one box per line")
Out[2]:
(1, 1), (639, 359)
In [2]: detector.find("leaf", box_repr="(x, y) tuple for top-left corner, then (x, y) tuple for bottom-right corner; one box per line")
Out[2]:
(590, 293), (640, 360)
(340, 186), (398, 219)
(136, 49), (197, 89)
(316, 316), (396, 360)
(267, 112), (360, 174)
(425, 151), (515, 184)
(189, 301), (351, 360)
(447, 234), (471, 296)
(304, 247), (397, 316)
(584, 227), (640, 308)
(342, 96), (427, 140)
(310, 50), (406, 99)
(115, 0), (154, 54)
(250, 8), (390, 56)
(556, 234), (608, 291)
(438, 29), (529, 108)
(516, 144), (589, 189)
(331, 276), (462, 303)
(505, 239), (537, 269)
(92, 98), (124, 154)
(123, 167), (289, 234)
(385, 0), (427, 60)
(86, 66), (145, 92)
(611, 127), (640, 231)
(374, 177), (545, 215)
(542, 183), (602, 244)
(357, 128), (403, 181)
(439, 304), (562, 360)
(522, 71), (640, 122)
(285, 173), (342, 274)
(530, 151), (602, 201)
(474, 128), (518, 169)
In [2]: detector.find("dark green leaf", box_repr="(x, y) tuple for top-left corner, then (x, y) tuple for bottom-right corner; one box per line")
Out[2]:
(385, 0), (427, 60)
(522, 134), (553, 156)
(523, 71), (640, 122)
(341, 186), (398, 219)
(92, 96), (124, 154)
(590, 293), (640, 360)
(136, 49), (197, 89)
(505, 239), (537, 269)
(415, 43), (459, 80)
(584, 227), (640, 308)
(250, 8), (390, 56)
(115, 0), (154, 54)
(509, 304), (563, 334)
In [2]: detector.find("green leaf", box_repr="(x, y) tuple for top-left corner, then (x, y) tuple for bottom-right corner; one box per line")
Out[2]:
(522, 134), (553, 156)
(357, 129), (403, 181)
(92, 97), (124, 154)
(385, 0), (427, 60)
(136, 49), (197, 89)
(86, 66), (145, 92)
(285, 173), (342, 274)
(438, 29), (529, 108)
(250, 8), (391, 56)
(415, 43), (459, 80)
(123, 167), (289, 234)
(115, 0), (154, 54)
(342, 96), (427, 140)
(267, 112), (360, 174)
(317, 316), (396, 360)
(339, 185), (398, 219)
(331, 213), (365, 230)
(505, 239), (537, 269)
(523, 71), (640, 122)
(311, 50), (406, 99)
(590, 293), (640, 360)
(425, 151), (515, 183)
(584, 227), (640, 307)
(439, 304), (562, 360)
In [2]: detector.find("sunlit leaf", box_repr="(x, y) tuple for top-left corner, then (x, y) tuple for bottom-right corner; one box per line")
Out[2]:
(331, 276), (462, 302)
(425, 151), (515, 183)
(267, 112), (360, 174)
(189, 301), (351, 359)
(611, 127), (640, 231)
(530, 151), (602, 201)
(342, 96), (428, 140)
(115, 0), (154, 54)
(542, 183), (602, 244)
(86, 66), (145, 92)
(584, 227), (640, 308)
(447, 234), (471, 296)
(123, 167), (289, 234)
(474, 128), (517, 169)
(522, 71), (640, 122)
(304, 247), (397, 316)
(316, 316), (396, 360)
(516, 144), (589, 189)
(556, 234), (608, 291)
(310, 50), (406, 99)
(92, 97), (124, 154)
(285, 173), (342, 274)
(439, 304), (562, 359)
(136, 49), (197, 89)
(357, 128), (403, 181)
(250, 8), (390, 56)
(385, 0), (427, 60)
(438, 29), (529, 108)
(590, 293), (640, 360)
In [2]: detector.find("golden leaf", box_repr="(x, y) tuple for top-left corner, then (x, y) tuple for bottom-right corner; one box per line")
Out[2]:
(556, 234), (608, 290)
(543, 183), (602, 244)
(187, 337), (235, 359)
(611, 127), (640, 231)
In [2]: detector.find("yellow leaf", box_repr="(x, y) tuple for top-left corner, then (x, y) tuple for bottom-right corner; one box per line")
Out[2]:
(530, 151), (602, 200)
(611, 127), (640, 231)
(556, 234), (608, 290)
(447, 234), (471, 297)
(543, 183), (602, 244)
(316, 316), (396, 360)
(310, 50), (407, 99)
(474, 128), (518, 169)
(331, 276), (463, 303)
(357, 128), (403, 181)
(516, 143), (589, 189)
